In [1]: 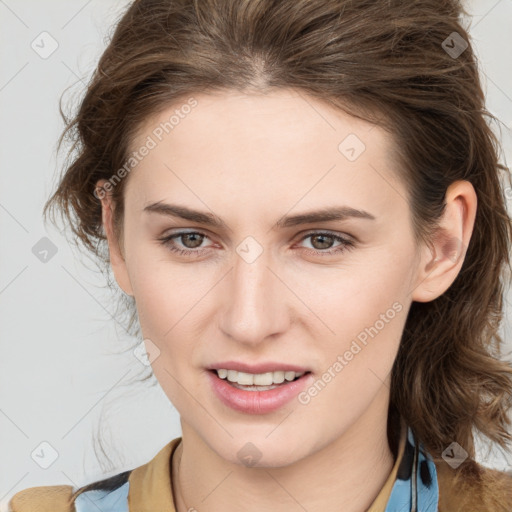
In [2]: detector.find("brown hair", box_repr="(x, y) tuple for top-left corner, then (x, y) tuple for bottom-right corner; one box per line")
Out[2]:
(44, 0), (512, 499)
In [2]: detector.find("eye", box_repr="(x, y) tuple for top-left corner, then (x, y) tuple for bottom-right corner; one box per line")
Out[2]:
(157, 231), (212, 257)
(297, 231), (355, 256)
(157, 230), (356, 258)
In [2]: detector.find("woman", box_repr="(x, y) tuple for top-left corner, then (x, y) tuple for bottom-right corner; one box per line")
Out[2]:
(9, 0), (512, 510)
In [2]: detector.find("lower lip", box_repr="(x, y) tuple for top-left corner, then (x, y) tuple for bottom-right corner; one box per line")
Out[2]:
(207, 370), (313, 414)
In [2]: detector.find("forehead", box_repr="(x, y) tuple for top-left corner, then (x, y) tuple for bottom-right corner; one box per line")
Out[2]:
(125, 88), (407, 221)
(133, 88), (392, 155)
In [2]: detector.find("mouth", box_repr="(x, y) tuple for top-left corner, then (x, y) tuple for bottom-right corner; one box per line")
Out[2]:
(207, 367), (314, 414)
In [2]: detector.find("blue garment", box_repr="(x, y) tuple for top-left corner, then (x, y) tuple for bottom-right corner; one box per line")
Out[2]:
(74, 481), (129, 511)
(385, 427), (439, 511)
(74, 427), (439, 511)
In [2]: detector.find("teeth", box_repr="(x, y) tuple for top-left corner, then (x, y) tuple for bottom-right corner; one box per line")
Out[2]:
(216, 369), (305, 386)
(217, 369), (228, 379)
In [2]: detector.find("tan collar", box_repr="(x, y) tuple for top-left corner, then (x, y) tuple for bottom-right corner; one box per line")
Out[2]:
(128, 438), (180, 510)
(128, 423), (407, 511)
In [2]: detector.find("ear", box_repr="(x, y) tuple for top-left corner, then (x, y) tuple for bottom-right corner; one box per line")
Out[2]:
(95, 179), (134, 297)
(411, 180), (477, 303)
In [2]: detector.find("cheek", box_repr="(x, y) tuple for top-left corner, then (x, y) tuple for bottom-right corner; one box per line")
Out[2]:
(316, 284), (406, 396)
(127, 253), (212, 378)
(126, 243), (206, 335)
(284, 249), (411, 409)
(282, 248), (412, 341)
(297, 297), (408, 431)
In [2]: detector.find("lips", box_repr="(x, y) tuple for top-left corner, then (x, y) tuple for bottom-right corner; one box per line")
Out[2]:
(206, 360), (311, 374)
(207, 368), (314, 414)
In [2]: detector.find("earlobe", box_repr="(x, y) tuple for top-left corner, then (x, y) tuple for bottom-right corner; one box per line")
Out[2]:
(96, 180), (134, 297)
(411, 180), (477, 303)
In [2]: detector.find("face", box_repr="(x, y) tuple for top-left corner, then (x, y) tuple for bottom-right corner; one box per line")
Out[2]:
(102, 88), (428, 467)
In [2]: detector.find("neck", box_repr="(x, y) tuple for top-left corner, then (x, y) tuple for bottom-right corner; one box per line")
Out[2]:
(172, 387), (398, 512)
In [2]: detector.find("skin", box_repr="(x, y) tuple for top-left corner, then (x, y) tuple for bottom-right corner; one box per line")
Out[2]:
(96, 88), (477, 512)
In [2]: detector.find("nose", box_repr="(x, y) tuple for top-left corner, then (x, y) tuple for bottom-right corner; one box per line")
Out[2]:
(219, 247), (290, 346)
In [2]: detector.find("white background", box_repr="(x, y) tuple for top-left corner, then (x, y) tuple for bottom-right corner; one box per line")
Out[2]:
(1, 0), (512, 508)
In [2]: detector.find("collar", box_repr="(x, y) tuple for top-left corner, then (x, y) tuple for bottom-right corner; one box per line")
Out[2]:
(368, 418), (439, 511)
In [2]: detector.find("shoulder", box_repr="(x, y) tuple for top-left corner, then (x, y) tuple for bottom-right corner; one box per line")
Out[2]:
(8, 485), (75, 512)
(436, 457), (512, 512)
(8, 471), (131, 512)
(7, 438), (182, 512)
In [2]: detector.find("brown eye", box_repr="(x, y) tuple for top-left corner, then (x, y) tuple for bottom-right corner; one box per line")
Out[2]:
(179, 232), (205, 249)
(157, 231), (212, 257)
(299, 231), (355, 256)
(309, 234), (336, 250)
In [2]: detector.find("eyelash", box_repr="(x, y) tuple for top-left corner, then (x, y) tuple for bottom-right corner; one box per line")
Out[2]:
(157, 230), (355, 257)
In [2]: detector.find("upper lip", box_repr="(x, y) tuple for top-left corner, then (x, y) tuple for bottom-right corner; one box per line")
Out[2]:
(206, 361), (311, 374)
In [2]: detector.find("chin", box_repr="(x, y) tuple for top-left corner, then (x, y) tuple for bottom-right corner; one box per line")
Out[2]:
(214, 435), (310, 469)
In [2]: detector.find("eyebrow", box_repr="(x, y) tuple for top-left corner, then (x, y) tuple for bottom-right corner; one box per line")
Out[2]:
(143, 202), (376, 230)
